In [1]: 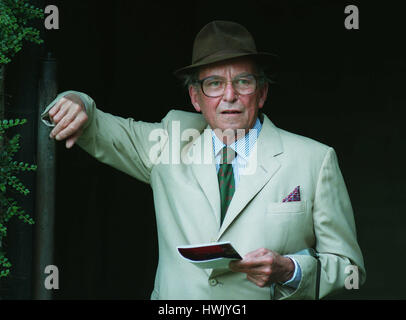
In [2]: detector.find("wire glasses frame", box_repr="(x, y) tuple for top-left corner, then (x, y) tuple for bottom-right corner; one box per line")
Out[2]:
(195, 74), (262, 98)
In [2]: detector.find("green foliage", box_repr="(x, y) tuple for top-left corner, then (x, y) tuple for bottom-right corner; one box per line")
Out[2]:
(0, 119), (36, 278)
(0, 0), (44, 65)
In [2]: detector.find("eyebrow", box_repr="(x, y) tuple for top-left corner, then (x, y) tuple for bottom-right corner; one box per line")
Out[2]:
(201, 72), (254, 80)
(234, 72), (253, 78)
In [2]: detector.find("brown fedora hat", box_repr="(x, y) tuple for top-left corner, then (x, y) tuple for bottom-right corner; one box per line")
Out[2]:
(174, 20), (278, 77)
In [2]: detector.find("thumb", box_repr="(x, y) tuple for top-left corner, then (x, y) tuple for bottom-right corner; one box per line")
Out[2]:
(229, 261), (237, 271)
(229, 260), (242, 272)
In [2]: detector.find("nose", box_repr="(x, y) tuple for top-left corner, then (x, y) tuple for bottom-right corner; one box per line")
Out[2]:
(222, 82), (238, 103)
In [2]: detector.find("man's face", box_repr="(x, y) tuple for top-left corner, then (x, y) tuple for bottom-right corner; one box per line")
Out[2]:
(189, 57), (268, 142)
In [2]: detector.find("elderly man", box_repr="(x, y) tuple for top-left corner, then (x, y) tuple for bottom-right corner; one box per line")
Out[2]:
(41, 21), (365, 299)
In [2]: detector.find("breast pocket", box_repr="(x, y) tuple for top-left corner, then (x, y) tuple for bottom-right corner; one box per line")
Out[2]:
(266, 201), (306, 214)
(264, 200), (314, 255)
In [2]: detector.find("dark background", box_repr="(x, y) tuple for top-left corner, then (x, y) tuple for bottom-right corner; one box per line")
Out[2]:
(3, 0), (406, 299)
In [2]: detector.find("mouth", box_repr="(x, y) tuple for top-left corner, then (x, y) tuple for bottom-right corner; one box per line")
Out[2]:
(221, 110), (242, 115)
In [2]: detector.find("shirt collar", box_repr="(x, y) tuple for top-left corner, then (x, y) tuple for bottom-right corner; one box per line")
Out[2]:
(211, 118), (262, 161)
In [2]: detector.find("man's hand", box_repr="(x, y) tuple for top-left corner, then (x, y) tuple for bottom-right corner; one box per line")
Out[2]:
(48, 93), (88, 149)
(229, 248), (295, 288)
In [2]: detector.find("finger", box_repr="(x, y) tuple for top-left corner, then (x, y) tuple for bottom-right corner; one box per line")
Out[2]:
(229, 259), (261, 273)
(239, 248), (271, 263)
(48, 97), (69, 120)
(65, 128), (83, 149)
(250, 248), (272, 258)
(249, 266), (273, 279)
(246, 274), (255, 284)
(55, 113), (87, 141)
(50, 112), (71, 139)
(50, 108), (70, 138)
(52, 101), (71, 124)
(50, 104), (71, 138)
(230, 252), (275, 273)
(239, 266), (271, 277)
(247, 274), (269, 288)
(51, 103), (82, 139)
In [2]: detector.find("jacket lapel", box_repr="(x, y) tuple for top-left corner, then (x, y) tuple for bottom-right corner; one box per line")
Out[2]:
(217, 115), (284, 240)
(185, 128), (221, 225)
(183, 115), (284, 238)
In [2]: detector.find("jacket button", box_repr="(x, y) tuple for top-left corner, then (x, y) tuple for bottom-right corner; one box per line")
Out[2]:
(209, 279), (218, 286)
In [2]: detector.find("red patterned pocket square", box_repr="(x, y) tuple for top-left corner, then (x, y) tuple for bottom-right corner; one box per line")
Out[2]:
(282, 186), (301, 202)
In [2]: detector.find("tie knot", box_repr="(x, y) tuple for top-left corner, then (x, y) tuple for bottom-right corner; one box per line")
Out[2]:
(221, 147), (235, 165)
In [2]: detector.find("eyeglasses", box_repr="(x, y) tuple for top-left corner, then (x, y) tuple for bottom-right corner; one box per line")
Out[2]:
(195, 74), (260, 98)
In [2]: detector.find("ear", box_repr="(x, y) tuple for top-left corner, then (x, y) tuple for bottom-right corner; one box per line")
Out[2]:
(189, 85), (201, 112)
(257, 83), (269, 110)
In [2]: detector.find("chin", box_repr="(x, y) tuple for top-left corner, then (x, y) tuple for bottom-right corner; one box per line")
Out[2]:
(217, 118), (241, 128)
(217, 121), (238, 129)
(219, 124), (248, 135)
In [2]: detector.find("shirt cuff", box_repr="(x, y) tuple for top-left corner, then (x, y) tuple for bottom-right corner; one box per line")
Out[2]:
(280, 256), (302, 289)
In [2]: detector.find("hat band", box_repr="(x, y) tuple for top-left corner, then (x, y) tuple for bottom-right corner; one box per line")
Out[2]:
(193, 48), (257, 64)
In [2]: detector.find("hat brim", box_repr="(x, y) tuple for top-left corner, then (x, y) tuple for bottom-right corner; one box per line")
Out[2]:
(173, 52), (279, 78)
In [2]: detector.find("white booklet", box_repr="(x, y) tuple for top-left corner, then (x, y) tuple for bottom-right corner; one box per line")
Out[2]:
(177, 241), (242, 269)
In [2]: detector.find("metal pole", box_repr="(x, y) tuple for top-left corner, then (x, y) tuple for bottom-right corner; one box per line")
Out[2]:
(34, 53), (57, 300)
(0, 65), (5, 120)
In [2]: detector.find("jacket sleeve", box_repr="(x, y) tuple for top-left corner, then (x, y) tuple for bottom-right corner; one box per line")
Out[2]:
(275, 147), (366, 299)
(40, 90), (170, 184)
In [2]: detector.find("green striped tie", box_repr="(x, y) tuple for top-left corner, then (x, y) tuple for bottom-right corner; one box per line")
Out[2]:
(218, 147), (235, 225)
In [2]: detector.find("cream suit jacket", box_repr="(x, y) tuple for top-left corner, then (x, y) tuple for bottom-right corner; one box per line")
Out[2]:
(42, 91), (366, 300)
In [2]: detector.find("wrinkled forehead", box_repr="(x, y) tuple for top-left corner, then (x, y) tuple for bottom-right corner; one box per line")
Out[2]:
(198, 57), (258, 79)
